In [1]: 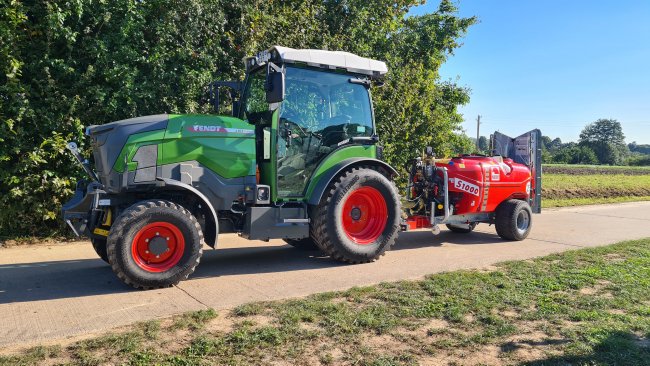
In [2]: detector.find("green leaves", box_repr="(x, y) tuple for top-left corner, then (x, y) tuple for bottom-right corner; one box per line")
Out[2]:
(0, 0), (475, 238)
(579, 119), (629, 165)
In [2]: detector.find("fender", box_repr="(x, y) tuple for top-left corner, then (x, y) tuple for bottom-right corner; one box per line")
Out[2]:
(307, 158), (399, 206)
(158, 178), (219, 247)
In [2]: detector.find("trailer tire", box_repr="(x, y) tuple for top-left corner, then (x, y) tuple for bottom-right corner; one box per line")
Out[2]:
(107, 200), (203, 289)
(283, 238), (319, 250)
(91, 238), (109, 263)
(446, 223), (477, 234)
(495, 199), (532, 241)
(313, 166), (400, 263)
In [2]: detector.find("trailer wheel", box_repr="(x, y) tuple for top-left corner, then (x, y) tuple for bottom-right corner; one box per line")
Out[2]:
(495, 199), (532, 241)
(91, 238), (109, 263)
(446, 223), (477, 234)
(107, 200), (203, 289)
(313, 167), (400, 263)
(283, 238), (319, 250)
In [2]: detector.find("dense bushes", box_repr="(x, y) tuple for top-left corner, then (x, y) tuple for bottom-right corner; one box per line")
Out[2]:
(0, 0), (475, 238)
(627, 155), (650, 166)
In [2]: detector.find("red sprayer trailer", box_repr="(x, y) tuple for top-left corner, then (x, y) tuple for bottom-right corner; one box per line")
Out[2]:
(401, 130), (542, 240)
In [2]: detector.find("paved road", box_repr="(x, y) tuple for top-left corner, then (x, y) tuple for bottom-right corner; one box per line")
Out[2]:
(1, 202), (650, 349)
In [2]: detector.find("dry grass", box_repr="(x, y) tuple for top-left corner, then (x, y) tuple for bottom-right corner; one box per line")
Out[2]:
(2, 238), (650, 365)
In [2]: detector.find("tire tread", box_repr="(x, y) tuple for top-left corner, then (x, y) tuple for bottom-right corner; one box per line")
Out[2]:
(312, 166), (400, 264)
(106, 199), (203, 290)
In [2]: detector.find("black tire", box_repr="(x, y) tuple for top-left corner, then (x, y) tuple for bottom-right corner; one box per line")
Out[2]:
(91, 237), (109, 263)
(312, 166), (400, 263)
(446, 223), (477, 234)
(107, 200), (204, 289)
(495, 199), (532, 241)
(283, 238), (319, 250)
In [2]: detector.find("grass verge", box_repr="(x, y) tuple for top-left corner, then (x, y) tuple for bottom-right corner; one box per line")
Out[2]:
(2, 239), (650, 365)
(544, 196), (650, 208)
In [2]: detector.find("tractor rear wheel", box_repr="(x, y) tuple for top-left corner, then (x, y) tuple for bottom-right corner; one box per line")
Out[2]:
(91, 237), (109, 263)
(283, 238), (319, 250)
(107, 200), (203, 289)
(495, 199), (532, 241)
(446, 223), (477, 233)
(313, 167), (400, 263)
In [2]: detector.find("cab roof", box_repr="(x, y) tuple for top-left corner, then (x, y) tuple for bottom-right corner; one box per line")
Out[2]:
(245, 46), (388, 79)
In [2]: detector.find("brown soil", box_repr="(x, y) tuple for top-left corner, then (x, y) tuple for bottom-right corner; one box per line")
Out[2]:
(542, 186), (650, 200)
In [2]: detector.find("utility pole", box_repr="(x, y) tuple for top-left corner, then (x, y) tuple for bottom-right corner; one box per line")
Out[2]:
(476, 115), (481, 151)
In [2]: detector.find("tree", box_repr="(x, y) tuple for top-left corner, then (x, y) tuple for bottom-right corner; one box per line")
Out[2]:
(552, 145), (598, 165)
(0, 0), (477, 238)
(550, 137), (564, 151)
(478, 136), (489, 152)
(628, 142), (650, 155)
(579, 119), (628, 165)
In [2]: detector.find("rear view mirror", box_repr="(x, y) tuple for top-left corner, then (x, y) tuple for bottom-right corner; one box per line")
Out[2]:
(265, 63), (285, 103)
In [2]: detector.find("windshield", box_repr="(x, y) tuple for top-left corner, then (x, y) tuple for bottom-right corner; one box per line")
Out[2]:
(280, 67), (374, 143)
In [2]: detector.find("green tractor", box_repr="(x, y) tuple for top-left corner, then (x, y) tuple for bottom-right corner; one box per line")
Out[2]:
(63, 46), (402, 289)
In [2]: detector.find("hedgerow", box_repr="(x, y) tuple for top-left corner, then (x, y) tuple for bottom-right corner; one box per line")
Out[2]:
(0, 0), (474, 238)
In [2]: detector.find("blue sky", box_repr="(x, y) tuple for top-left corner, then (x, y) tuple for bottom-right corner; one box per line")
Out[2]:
(410, 1), (650, 144)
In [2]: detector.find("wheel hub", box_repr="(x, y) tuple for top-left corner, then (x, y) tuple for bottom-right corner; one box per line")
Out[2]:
(350, 207), (362, 221)
(148, 236), (169, 256)
(341, 186), (388, 245)
(131, 222), (185, 272)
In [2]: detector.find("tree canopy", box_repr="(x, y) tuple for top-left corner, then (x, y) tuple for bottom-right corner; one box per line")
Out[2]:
(0, 0), (476, 238)
(579, 119), (628, 165)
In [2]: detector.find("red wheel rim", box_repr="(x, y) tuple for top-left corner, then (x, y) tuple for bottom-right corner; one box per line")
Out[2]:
(131, 222), (185, 272)
(341, 186), (388, 245)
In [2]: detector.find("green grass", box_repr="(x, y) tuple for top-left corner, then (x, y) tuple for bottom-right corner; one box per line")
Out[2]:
(3, 239), (650, 365)
(544, 173), (650, 190)
(543, 172), (650, 208)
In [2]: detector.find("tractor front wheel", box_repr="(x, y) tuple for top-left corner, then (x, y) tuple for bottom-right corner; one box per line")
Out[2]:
(495, 199), (532, 241)
(313, 167), (400, 263)
(91, 237), (109, 263)
(107, 200), (203, 289)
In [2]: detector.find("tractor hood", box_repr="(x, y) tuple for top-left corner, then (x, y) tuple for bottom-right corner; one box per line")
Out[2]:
(86, 114), (256, 194)
(87, 114), (169, 190)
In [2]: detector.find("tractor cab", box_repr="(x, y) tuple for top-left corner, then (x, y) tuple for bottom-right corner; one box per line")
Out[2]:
(213, 46), (388, 202)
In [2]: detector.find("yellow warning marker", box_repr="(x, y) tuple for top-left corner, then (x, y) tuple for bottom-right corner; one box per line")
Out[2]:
(93, 227), (109, 237)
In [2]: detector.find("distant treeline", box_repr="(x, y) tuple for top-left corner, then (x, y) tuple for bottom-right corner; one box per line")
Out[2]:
(540, 120), (649, 166)
(477, 119), (649, 166)
(629, 143), (650, 155)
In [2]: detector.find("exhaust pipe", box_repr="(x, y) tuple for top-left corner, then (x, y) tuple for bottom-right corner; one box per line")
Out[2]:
(66, 142), (99, 182)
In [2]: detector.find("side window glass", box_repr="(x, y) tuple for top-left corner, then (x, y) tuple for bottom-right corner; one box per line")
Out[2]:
(244, 73), (268, 122)
(331, 84), (373, 137)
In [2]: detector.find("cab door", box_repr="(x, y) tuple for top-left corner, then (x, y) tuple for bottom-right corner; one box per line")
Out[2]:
(276, 67), (376, 199)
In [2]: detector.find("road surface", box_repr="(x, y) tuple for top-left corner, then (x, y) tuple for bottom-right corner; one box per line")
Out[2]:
(1, 202), (650, 349)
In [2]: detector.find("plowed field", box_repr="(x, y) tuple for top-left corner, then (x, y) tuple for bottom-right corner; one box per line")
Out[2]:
(544, 164), (650, 175)
(542, 165), (650, 207)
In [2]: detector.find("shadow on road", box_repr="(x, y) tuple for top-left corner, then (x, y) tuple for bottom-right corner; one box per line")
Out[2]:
(0, 229), (501, 304)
